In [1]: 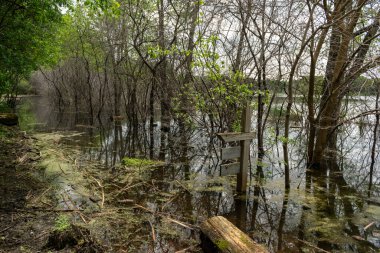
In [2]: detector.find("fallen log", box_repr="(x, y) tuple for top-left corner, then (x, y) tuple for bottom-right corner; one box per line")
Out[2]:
(200, 216), (268, 253)
(0, 113), (18, 126)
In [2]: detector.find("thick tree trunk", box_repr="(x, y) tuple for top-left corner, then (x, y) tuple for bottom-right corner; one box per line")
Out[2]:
(312, 13), (345, 165)
(312, 2), (379, 167)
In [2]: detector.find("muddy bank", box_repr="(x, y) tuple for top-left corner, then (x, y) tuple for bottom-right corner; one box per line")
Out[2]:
(0, 126), (203, 252)
(0, 125), (56, 252)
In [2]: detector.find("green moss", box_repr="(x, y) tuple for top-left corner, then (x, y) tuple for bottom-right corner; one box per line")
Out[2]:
(215, 239), (229, 250)
(54, 215), (70, 232)
(240, 234), (250, 245)
(122, 157), (160, 167)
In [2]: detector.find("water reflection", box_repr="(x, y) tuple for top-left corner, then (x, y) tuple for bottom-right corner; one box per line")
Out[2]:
(17, 97), (380, 252)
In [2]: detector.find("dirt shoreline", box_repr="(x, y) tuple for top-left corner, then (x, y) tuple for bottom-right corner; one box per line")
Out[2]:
(0, 126), (105, 252)
(0, 125), (56, 252)
(0, 126), (201, 253)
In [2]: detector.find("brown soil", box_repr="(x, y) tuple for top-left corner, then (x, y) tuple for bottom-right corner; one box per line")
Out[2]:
(0, 126), (52, 252)
(0, 126), (102, 252)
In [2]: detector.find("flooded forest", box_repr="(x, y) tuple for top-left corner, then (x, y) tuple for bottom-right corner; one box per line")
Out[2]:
(1, 0), (380, 252)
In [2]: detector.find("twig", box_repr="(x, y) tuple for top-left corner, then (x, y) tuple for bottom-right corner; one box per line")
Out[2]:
(0, 225), (14, 233)
(78, 212), (88, 224)
(296, 238), (331, 253)
(117, 199), (134, 203)
(91, 176), (105, 208)
(134, 204), (153, 213)
(133, 204), (195, 230)
(34, 230), (50, 240)
(175, 180), (191, 193)
(161, 194), (179, 211)
(40, 200), (53, 207)
(175, 246), (194, 253)
(164, 217), (194, 230)
(332, 109), (380, 131)
(45, 148), (71, 162)
(364, 221), (376, 231)
(32, 186), (52, 204)
(114, 182), (145, 197)
(58, 163), (67, 175)
(18, 154), (28, 164)
(148, 220), (156, 242)
(0, 207), (84, 213)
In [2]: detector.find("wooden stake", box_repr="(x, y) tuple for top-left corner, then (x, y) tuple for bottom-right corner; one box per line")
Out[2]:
(237, 103), (252, 193)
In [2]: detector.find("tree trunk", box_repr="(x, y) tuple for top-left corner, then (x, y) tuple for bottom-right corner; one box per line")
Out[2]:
(158, 0), (169, 160)
(368, 81), (380, 196)
(312, 2), (379, 167)
(149, 77), (155, 159)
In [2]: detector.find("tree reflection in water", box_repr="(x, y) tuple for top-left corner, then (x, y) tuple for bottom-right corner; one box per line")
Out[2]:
(17, 97), (380, 252)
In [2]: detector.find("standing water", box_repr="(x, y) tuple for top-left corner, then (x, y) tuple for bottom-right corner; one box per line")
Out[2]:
(16, 96), (380, 253)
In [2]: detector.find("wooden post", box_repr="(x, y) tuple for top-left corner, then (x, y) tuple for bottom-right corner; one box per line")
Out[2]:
(200, 216), (268, 253)
(237, 103), (252, 192)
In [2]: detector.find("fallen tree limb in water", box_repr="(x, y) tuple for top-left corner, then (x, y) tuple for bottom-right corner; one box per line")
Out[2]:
(200, 216), (268, 253)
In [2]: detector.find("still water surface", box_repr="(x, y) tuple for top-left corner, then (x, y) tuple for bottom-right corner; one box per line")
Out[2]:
(17, 96), (380, 252)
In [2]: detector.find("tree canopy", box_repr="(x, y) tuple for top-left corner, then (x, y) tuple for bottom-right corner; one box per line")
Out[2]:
(0, 0), (68, 97)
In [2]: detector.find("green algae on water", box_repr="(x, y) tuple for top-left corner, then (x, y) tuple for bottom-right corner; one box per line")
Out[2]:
(122, 157), (162, 167)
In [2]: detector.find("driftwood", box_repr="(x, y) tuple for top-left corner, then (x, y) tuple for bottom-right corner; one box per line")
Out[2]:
(200, 216), (268, 253)
(0, 113), (18, 126)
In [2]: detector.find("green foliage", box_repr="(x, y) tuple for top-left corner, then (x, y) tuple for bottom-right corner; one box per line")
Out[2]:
(82, 0), (120, 17)
(186, 34), (255, 129)
(0, 0), (69, 98)
(0, 101), (12, 113)
(54, 215), (70, 232)
(232, 120), (241, 132)
(17, 80), (34, 95)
